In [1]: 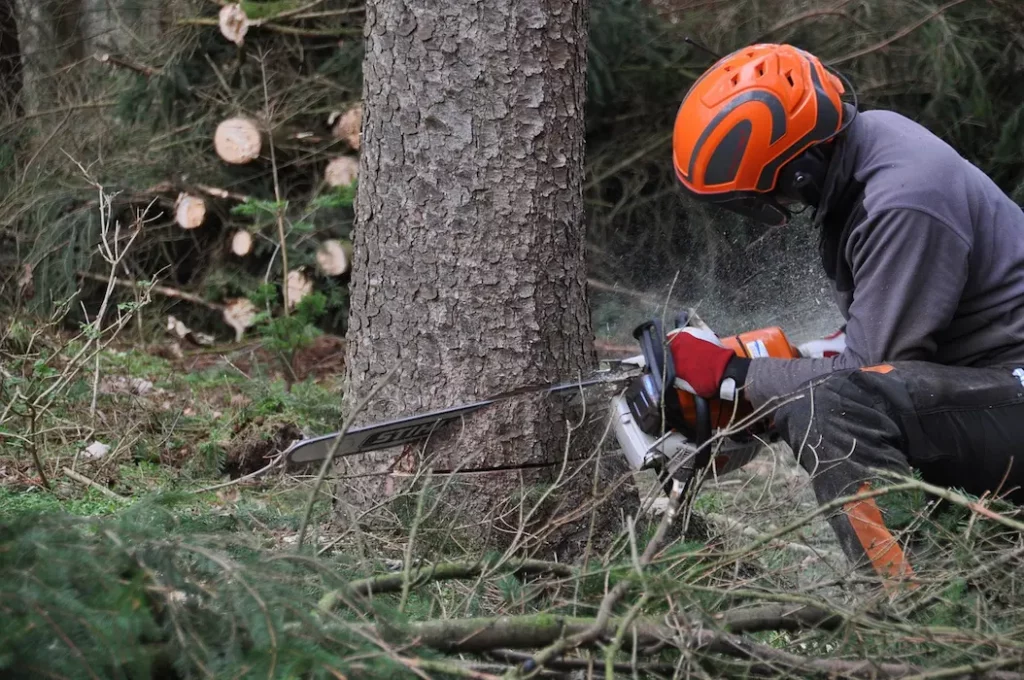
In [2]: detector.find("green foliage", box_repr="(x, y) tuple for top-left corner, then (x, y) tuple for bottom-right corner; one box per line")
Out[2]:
(0, 510), (420, 680)
(0, 486), (124, 517)
(241, 0), (304, 21)
(255, 291), (327, 354)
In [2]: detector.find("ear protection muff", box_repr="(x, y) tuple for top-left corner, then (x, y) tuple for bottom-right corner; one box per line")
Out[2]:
(776, 143), (834, 207)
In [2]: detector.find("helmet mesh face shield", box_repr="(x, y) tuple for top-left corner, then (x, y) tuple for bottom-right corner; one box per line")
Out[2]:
(672, 44), (847, 226)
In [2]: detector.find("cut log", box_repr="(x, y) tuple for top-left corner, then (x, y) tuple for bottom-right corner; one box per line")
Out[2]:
(219, 4), (250, 46)
(175, 193), (206, 229)
(231, 230), (253, 256)
(324, 156), (359, 187)
(166, 315), (214, 346)
(316, 239), (353, 276)
(223, 298), (258, 342)
(330, 103), (362, 150)
(215, 117), (263, 165)
(286, 269), (313, 310)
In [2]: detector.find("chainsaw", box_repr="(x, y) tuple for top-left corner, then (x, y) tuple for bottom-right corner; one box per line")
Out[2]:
(282, 310), (807, 499)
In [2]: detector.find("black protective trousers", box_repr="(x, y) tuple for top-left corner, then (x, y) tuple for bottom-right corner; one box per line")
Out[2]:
(771, 360), (1024, 580)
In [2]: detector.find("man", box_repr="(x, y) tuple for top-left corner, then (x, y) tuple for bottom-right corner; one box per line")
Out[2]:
(666, 42), (1024, 581)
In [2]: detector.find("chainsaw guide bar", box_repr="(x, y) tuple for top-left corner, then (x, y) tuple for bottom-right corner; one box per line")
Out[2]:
(282, 362), (642, 465)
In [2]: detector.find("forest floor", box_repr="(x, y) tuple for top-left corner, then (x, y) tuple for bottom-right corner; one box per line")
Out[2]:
(3, 323), (1023, 678)
(0, 325), (844, 572)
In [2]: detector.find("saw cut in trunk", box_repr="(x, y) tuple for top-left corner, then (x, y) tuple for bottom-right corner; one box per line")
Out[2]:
(214, 117), (262, 165)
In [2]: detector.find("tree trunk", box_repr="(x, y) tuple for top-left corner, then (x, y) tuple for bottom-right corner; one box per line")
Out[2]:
(13, 0), (159, 113)
(0, 0), (22, 116)
(338, 0), (639, 560)
(13, 0), (81, 113)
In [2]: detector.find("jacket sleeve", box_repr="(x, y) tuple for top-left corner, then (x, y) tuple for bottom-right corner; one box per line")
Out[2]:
(745, 207), (971, 406)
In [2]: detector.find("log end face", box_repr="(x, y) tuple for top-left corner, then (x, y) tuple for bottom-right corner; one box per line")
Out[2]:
(325, 156), (359, 187)
(175, 194), (206, 229)
(215, 117), (262, 164)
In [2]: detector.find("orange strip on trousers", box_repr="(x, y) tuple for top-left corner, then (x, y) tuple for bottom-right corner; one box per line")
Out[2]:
(842, 482), (916, 583)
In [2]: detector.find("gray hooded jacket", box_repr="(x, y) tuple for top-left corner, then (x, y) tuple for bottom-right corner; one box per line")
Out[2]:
(745, 109), (1024, 406)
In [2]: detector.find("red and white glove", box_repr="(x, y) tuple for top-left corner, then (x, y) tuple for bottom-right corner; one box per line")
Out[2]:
(666, 327), (748, 400)
(797, 326), (847, 358)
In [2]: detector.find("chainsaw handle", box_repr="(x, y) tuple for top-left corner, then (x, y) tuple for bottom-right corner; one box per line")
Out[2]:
(632, 314), (713, 448)
(693, 395), (711, 448)
(633, 318), (673, 395)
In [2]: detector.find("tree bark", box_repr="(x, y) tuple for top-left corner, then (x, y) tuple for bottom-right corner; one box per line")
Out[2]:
(338, 0), (638, 559)
(0, 0), (22, 116)
(13, 0), (159, 113)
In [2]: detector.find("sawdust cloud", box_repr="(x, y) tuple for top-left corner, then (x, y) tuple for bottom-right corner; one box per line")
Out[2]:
(590, 209), (845, 348)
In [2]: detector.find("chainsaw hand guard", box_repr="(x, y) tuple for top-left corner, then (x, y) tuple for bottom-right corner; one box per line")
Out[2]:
(627, 315), (713, 449)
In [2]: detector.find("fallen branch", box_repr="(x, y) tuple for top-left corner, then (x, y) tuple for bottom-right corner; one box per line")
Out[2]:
(381, 614), (1024, 679)
(874, 469), (1024, 534)
(195, 183), (252, 203)
(522, 473), (686, 674)
(487, 649), (676, 676)
(396, 656), (502, 680)
(94, 53), (160, 77)
(62, 467), (129, 502)
(343, 557), (574, 599)
(714, 603), (842, 634)
(706, 511), (843, 561)
(192, 453), (285, 495)
(76, 272), (224, 312)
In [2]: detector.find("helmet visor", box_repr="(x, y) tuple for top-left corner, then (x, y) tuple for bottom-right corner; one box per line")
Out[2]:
(685, 189), (790, 227)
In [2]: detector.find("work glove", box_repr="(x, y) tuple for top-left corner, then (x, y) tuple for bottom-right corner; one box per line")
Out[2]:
(797, 326), (847, 358)
(666, 327), (751, 400)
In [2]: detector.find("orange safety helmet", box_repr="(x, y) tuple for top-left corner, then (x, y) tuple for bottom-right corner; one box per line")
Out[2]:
(672, 44), (852, 226)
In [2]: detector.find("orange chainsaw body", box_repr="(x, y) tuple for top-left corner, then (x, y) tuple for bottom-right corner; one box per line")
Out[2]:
(673, 326), (799, 431)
